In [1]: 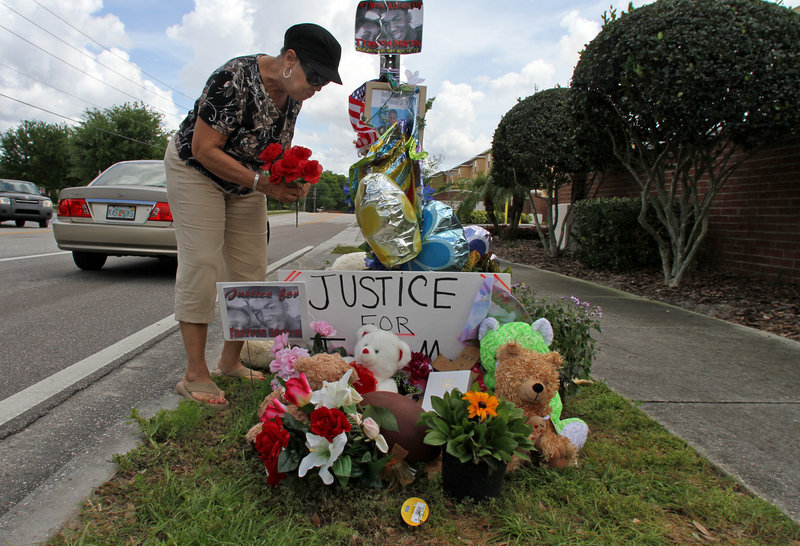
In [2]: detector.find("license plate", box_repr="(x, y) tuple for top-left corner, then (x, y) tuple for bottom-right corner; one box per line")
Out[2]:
(106, 205), (136, 220)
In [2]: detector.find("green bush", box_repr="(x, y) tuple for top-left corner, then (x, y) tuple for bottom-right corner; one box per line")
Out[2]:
(571, 197), (661, 271)
(512, 283), (602, 397)
(470, 210), (489, 224)
(465, 211), (531, 225)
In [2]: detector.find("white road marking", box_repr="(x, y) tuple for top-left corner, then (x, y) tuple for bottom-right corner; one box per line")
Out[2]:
(0, 251), (69, 263)
(0, 315), (178, 427)
(0, 245), (315, 427)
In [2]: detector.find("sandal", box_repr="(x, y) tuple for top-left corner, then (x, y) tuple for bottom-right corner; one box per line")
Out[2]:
(211, 366), (264, 380)
(175, 379), (229, 410)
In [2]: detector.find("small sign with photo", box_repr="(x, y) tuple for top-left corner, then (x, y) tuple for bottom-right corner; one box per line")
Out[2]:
(355, 0), (423, 55)
(216, 281), (309, 341)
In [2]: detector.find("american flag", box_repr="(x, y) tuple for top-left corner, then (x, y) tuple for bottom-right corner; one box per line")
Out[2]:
(348, 82), (378, 153)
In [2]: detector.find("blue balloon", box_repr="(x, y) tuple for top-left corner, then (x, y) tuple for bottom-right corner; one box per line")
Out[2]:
(397, 201), (469, 271)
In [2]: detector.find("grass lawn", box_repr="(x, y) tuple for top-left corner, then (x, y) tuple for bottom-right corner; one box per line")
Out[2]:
(331, 245), (363, 254)
(53, 379), (800, 545)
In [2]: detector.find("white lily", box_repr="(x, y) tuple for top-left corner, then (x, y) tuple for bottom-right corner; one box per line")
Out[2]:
(309, 369), (363, 408)
(297, 431), (347, 485)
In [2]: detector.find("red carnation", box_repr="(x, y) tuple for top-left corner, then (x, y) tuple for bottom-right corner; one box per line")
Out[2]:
(309, 406), (351, 441)
(254, 419), (290, 486)
(258, 142), (283, 166)
(350, 362), (377, 394)
(285, 146), (312, 162)
(299, 159), (323, 184)
(280, 154), (302, 177)
(268, 159), (288, 184)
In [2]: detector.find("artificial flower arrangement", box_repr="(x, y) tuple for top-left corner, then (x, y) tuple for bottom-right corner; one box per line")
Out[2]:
(418, 389), (535, 472)
(255, 369), (397, 487)
(253, 321), (398, 488)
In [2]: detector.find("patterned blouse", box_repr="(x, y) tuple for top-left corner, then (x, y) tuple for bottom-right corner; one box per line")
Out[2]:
(174, 55), (302, 195)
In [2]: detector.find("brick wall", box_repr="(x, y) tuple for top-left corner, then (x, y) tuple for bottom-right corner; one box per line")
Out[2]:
(561, 137), (800, 284)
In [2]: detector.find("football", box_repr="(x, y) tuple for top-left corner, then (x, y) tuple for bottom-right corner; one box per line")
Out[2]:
(361, 391), (440, 463)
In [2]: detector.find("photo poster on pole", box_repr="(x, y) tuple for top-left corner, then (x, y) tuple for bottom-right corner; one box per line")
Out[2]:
(216, 282), (310, 342)
(278, 269), (512, 360)
(364, 81), (426, 145)
(355, 1), (424, 55)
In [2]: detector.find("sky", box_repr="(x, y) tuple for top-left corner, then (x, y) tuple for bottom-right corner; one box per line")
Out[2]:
(0, 0), (798, 176)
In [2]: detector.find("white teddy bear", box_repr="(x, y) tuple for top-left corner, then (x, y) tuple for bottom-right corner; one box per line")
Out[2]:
(353, 324), (411, 392)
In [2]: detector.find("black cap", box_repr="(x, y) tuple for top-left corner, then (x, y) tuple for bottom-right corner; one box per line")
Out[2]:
(284, 23), (342, 85)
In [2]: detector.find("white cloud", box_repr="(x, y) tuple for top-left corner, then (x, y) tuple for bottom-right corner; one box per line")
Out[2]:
(0, 0), (666, 175)
(557, 11), (601, 76)
(166, 0), (258, 94)
(0, 0), (177, 132)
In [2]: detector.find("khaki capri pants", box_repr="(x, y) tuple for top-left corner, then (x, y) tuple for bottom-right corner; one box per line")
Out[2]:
(164, 137), (268, 324)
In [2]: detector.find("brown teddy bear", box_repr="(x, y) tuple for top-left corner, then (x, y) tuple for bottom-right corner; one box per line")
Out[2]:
(494, 342), (588, 469)
(246, 353), (354, 445)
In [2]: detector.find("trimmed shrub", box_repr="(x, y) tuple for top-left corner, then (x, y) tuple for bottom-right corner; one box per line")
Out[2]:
(571, 197), (661, 271)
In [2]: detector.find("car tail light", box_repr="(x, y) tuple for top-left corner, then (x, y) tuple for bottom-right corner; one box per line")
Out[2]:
(149, 202), (173, 222)
(58, 198), (91, 218)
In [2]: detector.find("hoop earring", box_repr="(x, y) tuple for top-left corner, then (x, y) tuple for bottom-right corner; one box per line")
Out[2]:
(282, 67), (292, 79)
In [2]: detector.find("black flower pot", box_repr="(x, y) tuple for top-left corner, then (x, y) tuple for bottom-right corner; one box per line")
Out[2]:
(441, 452), (506, 501)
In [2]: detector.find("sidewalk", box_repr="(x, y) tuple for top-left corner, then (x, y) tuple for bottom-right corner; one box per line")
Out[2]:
(505, 260), (800, 524)
(2, 224), (798, 544)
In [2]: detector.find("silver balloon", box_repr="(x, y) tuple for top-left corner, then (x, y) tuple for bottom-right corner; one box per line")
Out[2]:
(355, 173), (421, 268)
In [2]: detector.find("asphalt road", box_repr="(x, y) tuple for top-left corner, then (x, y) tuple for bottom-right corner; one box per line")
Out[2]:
(0, 212), (352, 401)
(0, 211), (355, 531)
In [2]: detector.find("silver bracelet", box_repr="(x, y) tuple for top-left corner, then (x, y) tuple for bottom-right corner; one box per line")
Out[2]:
(252, 172), (260, 192)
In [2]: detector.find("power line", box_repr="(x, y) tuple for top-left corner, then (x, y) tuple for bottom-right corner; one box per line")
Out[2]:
(0, 91), (169, 152)
(0, 61), (176, 136)
(30, 0), (197, 104)
(0, 22), (180, 122)
(0, 61), (104, 110)
(0, 0), (193, 114)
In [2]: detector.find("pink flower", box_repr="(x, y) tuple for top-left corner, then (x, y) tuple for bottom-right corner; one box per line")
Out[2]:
(261, 398), (287, 422)
(269, 346), (310, 380)
(310, 320), (336, 337)
(285, 373), (312, 407)
(271, 333), (289, 355)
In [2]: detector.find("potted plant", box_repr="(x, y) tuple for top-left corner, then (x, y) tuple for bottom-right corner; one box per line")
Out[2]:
(419, 389), (535, 500)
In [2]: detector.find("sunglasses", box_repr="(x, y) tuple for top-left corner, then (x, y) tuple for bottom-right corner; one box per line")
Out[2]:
(301, 63), (330, 87)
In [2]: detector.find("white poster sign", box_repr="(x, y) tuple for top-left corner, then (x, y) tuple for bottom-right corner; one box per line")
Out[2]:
(277, 270), (512, 359)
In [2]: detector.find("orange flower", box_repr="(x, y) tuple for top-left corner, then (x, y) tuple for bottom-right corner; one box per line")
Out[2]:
(462, 391), (499, 422)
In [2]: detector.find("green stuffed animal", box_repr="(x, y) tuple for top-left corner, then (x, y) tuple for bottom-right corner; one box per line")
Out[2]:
(478, 317), (553, 390)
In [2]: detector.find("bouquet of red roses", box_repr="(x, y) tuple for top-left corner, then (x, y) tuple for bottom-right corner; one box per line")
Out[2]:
(259, 143), (323, 186)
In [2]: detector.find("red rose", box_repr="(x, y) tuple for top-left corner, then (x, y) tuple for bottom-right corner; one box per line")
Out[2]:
(254, 419), (290, 486)
(309, 406), (351, 441)
(258, 143), (283, 166)
(351, 362), (377, 394)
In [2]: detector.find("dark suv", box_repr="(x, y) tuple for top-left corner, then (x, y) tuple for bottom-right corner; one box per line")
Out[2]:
(0, 179), (53, 227)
